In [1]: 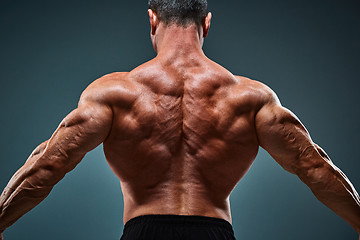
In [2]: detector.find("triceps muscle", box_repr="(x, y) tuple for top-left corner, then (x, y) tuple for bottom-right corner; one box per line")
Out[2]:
(0, 100), (112, 232)
(31, 101), (113, 185)
(256, 101), (360, 232)
(255, 103), (316, 174)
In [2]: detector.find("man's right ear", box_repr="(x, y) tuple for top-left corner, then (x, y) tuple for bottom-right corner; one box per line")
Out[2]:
(148, 9), (158, 35)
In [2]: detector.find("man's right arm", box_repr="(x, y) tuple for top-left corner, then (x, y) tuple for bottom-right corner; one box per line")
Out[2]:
(254, 86), (360, 235)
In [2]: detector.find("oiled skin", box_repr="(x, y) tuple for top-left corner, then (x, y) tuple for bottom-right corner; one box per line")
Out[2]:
(0, 11), (359, 239)
(103, 60), (261, 223)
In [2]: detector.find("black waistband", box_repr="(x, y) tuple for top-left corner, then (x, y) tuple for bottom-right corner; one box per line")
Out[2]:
(124, 215), (233, 231)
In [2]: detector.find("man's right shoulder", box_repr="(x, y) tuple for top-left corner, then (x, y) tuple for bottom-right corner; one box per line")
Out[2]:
(92, 72), (131, 86)
(80, 72), (138, 106)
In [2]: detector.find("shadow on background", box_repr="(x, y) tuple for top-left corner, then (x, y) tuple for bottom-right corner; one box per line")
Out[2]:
(0, 0), (359, 239)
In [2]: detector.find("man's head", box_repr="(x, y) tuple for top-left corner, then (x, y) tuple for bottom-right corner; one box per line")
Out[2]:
(148, 0), (208, 27)
(147, 0), (212, 52)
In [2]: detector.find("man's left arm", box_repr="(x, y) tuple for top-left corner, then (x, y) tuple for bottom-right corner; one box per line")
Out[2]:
(0, 84), (113, 236)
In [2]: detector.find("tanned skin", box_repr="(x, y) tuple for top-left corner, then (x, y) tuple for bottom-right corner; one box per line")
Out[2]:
(0, 9), (359, 239)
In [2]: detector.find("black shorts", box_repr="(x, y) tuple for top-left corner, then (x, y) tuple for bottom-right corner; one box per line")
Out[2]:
(120, 215), (236, 240)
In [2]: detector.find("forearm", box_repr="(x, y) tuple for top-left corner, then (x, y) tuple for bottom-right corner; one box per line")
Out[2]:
(255, 96), (360, 234)
(0, 140), (53, 232)
(0, 176), (53, 232)
(0, 134), (86, 233)
(300, 159), (360, 233)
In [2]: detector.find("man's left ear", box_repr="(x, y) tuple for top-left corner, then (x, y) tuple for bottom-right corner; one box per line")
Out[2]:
(203, 12), (212, 38)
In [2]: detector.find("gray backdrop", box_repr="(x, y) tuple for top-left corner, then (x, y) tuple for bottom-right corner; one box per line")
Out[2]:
(0, 0), (359, 239)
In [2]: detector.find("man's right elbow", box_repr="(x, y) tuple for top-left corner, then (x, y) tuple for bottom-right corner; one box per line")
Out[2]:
(27, 162), (67, 188)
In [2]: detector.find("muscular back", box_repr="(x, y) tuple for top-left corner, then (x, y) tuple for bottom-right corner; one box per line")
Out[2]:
(101, 56), (263, 223)
(1, 22), (359, 237)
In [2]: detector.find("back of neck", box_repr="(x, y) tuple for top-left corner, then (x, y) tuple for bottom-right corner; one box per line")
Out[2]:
(155, 23), (205, 59)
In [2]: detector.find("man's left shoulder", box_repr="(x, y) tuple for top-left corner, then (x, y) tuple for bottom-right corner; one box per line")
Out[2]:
(234, 75), (266, 89)
(232, 75), (273, 96)
(231, 75), (279, 109)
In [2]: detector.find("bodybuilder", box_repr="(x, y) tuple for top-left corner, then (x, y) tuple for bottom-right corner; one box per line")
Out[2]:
(0, 0), (359, 239)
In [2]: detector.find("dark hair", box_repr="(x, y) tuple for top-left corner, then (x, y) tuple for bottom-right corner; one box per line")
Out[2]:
(148, 0), (208, 26)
